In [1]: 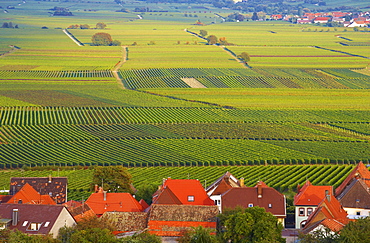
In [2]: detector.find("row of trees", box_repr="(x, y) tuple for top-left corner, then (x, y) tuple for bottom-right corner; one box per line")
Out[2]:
(1, 22), (18, 28)
(68, 22), (107, 29)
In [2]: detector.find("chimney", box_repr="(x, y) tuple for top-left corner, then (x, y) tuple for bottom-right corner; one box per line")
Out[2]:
(240, 178), (245, 187)
(48, 175), (52, 183)
(103, 191), (107, 201)
(94, 184), (98, 193)
(18, 199), (22, 204)
(12, 209), (18, 226)
(325, 190), (330, 202)
(257, 182), (262, 198)
(297, 184), (301, 193)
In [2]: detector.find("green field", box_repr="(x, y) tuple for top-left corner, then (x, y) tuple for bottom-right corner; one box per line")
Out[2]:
(0, 1), (369, 172)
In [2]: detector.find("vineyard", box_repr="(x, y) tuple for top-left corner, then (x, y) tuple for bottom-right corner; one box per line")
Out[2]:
(118, 68), (370, 89)
(0, 164), (365, 201)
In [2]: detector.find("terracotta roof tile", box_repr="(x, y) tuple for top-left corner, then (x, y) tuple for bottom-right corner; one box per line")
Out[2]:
(335, 162), (370, 196)
(294, 181), (333, 206)
(6, 183), (56, 205)
(86, 192), (144, 216)
(153, 179), (214, 206)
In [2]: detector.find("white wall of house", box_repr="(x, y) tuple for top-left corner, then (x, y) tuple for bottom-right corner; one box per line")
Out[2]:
(210, 195), (221, 213)
(344, 207), (370, 217)
(49, 207), (76, 238)
(295, 206), (316, 229)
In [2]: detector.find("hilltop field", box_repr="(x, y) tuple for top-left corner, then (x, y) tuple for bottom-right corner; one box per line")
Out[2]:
(0, 0), (369, 198)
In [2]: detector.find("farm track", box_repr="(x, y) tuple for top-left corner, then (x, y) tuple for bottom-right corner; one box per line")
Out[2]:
(63, 29), (84, 46)
(112, 46), (127, 89)
(0, 46), (20, 58)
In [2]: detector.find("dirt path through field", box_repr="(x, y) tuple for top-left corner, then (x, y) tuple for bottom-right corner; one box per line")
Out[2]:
(218, 45), (249, 68)
(112, 46), (127, 89)
(0, 46), (20, 58)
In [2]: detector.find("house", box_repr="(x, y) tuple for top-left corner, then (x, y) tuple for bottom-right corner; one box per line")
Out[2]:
(152, 178), (214, 206)
(297, 18), (312, 24)
(0, 204), (76, 238)
(270, 14), (283, 20)
(335, 162), (370, 218)
(220, 181), (286, 224)
(335, 162), (370, 197)
(294, 181), (333, 229)
(205, 172), (242, 211)
(313, 17), (331, 24)
(147, 204), (219, 237)
(148, 178), (218, 236)
(5, 183), (56, 205)
(337, 179), (370, 218)
(10, 176), (67, 204)
(345, 21), (368, 27)
(301, 192), (349, 234)
(85, 188), (144, 217)
(63, 200), (95, 222)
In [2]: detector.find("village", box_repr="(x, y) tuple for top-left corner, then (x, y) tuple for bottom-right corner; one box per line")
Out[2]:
(0, 162), (369, 242)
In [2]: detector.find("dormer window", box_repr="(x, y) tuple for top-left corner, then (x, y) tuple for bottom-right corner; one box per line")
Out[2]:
(187, 195), (194, 202)
(248, 203), (253, 207)
(268, 204), (272, 208)
(44, 222), (50, 227)
(27, 222), (42, 231)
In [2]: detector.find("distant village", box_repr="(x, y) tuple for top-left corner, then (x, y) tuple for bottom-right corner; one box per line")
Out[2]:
(0, 162), (369, 242)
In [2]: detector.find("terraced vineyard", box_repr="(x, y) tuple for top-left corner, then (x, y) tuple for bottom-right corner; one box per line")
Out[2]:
(0, 164), (365, 200)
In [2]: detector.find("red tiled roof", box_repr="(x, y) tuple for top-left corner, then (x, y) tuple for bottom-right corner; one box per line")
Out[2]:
(6, 183), (56, 205)
(86, 192), (144, 216)
(206, 172), (240, 196)
(294, 181), (333, 206)
(139, 199), (149, 210)
(153, 178), (214, 206)
(221, 182), (286, 217)
(335, 162), (370, 196)
(302, 195), (348, 234)
(314, 17), (330, 21)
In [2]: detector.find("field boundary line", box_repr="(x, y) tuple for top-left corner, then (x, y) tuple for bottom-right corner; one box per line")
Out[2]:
(63, 29), (84, 46)
(313, 46), (369, 59)
(112, 46), (127, 89)
(0, 45), (20, 58)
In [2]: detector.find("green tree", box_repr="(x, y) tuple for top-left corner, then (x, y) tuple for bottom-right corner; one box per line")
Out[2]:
(177, 226), (219, 243)
(339, 217), (370, 243)
(91, 166), (133, 193)
(7, 230), (57, 243)
(91, 32), (113, 46)
(220, 207), (285, 243)
(135, 182), (158, 205)
(80, 24), (90, 29)
(96, 22), (107, 29)
(207, 35), (218, 45)
(199, 30), (208, 37)
(120, 231), (161, 243)
(70, 228), (116, 243)
(252, 12), (259, 21)
(298, 227), (339, 243)
(237, 52), (251, 63)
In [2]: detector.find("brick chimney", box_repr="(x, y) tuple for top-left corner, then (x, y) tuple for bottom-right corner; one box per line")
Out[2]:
(257, 183), (262, 198)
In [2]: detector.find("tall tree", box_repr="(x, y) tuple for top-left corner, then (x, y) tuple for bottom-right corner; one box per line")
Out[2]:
(91, 32), (113, 46)
(207, 35), (218, 45)
(252, 12), (259, 21)
(96, 22), (107, 29)
(219, 206), (285, 243)
(237, 52), (251, 63)
(91, 166), (133, 193)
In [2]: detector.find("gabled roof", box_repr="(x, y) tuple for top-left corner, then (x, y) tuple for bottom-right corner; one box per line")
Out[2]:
(0, 204), (71, 236)
(335, 162), (370, 197)
(65, 201), (95, 222)
(10, 177), (67, 204)
(6, 183), (56, 205)
(86, 192), (144, 216)
(206, 172), (241, 196)
(294, 181), (333, 206)
(139, 199), (149, 210)
(221, 181), (286, 217)
(302, 194), (348, 234)
(337, 179), (370, 209)
(153, 178), (214, 206)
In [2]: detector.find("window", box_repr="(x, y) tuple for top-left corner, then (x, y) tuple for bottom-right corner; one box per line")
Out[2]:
(299, 208), (305, 216)
(187, 195), (194, 202)
(22, 221), (28, 227)
(356, 211), (361, 216)
(268, 204), (272, 208)
(27, 223), (42, 231)
(214, 199), (221, 206)
(248, 203), (253, 207)
(307, 208), (313, 216)
(44, 222), (50, 227)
